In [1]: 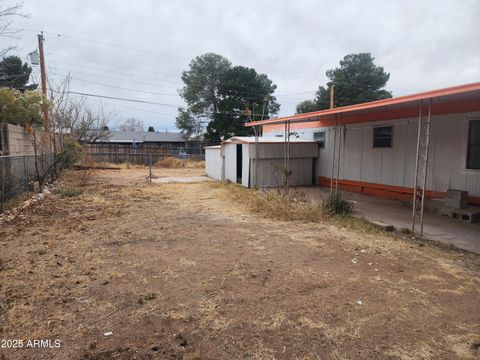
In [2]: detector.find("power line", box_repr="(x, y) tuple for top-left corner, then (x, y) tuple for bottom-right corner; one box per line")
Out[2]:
(47, 67), (308, 104)
(46, 52), (180, 79)
(49, 89), (182, 107)
(47, 59), (181, 85)
(21, 29), (324, 82)
(67, 76), (180, 97)
(46, 67), (181, 91)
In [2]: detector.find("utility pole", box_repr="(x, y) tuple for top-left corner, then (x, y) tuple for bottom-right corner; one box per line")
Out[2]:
(38, 32), (49, 131)
(329, 82), (335, 109)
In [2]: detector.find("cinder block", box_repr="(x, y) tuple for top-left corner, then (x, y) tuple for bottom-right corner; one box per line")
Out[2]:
(444, 198), (465, 209)
(446, 189), (467, 200)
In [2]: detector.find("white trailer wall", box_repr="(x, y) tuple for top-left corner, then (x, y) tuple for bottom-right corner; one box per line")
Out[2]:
(205, 147), (222, 180)
(264, 112), (480, 197)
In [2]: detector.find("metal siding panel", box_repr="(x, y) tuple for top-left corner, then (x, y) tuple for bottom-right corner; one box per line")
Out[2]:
(224, 143), (237, 182)
(242, 144), (250, 187)
(343, 127), (362, 181)
(205, 148), (221, 180)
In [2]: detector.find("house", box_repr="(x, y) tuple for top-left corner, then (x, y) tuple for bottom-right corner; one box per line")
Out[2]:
(244, 82), (480, 205)
(205, 136), (318, 187)
(85, 130), (186, 154)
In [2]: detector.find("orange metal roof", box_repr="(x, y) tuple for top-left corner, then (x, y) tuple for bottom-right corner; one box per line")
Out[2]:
(245, 82), (480, 128)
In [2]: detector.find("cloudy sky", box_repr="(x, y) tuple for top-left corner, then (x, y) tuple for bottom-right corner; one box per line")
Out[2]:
(6, 0), (480, 131)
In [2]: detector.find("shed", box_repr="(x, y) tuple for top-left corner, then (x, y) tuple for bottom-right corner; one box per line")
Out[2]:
(205, 136), (318, 188)
(204, 145), (222, 180)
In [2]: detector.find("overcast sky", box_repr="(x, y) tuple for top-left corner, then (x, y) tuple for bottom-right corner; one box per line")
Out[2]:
(6, 0), (480, 131)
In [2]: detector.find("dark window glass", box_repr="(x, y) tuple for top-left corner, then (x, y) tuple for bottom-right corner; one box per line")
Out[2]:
(373, 126), (393, 148)
(467, 120), (480, 170)
(313, 131), (326, 148)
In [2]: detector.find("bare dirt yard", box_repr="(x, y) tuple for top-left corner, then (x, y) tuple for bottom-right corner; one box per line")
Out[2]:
(1, 168), (479, 359)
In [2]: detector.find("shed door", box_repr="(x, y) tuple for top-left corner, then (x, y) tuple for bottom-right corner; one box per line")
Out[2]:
(236, 144), (242, 183)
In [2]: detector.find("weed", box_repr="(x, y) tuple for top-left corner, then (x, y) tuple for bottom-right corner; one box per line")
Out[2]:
(221, 183), (324, 222)
(61, 188), (83, 197)
(400, 227), (412, 235)
(138, 293), (157, 304)
(322, 192), (354, 216)
(38, 246), (48, 255)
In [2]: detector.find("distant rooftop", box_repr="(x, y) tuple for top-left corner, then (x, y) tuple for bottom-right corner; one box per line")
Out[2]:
(101, 131), (185, 143)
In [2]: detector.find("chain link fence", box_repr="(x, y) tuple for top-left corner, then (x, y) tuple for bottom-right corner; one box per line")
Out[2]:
(0, 154), (56, 211)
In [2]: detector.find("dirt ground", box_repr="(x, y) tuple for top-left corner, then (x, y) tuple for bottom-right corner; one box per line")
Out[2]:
(0, 168), (479, 359)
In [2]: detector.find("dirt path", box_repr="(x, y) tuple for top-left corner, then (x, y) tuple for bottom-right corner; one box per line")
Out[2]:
(0, 169), (479, 359)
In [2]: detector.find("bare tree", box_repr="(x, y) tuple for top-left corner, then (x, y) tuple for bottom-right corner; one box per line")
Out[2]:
(48, 74), (113, 144)
(119, 117), (143, 132)
(0, 1), (26, 58)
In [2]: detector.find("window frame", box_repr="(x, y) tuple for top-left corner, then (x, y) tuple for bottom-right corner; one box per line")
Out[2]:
(466, 119), (480, 170)
(372, 125), (393, 149)
(313, 131), (326, 149)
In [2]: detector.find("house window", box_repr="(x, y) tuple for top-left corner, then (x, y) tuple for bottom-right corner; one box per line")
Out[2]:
(313, 131), (326, 148)
(467, 120), (480, 170)
(373, 126), (393, 148)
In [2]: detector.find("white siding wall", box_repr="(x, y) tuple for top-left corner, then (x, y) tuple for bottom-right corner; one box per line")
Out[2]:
(223, 143), (237, 183)
(205, 148), (222, 180)
(265, 112), (480, 197)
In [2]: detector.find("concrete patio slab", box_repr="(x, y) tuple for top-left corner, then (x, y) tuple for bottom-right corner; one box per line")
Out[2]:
(151, 176), (214, 184)
(298, 186), (480, 254)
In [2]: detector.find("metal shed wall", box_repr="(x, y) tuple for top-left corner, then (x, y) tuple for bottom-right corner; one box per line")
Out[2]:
(264, 111), (480, 197)
(245, 143), (317, 187)
(248, 142), (318, 159)
(241, 144), (250, 187)
(250, 158), (313, 187)
(205, 147), (222, 180)
(223, 143), (237, 183)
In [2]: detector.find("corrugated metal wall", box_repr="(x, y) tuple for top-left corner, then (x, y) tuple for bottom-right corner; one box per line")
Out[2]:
(247, 143), (317, 187)
(264, 111), (480, 197)
(241, 144), (250, 187)
(205, 148), (222, 180)
(251, 158), (313, 187)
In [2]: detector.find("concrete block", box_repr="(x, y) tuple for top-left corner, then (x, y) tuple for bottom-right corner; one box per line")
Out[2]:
(440, 206), (480, 223)
(444, 198), (466, 209)
(446, 189), (468, 201)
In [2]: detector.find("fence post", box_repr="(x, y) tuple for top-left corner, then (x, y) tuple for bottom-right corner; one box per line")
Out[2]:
(1, 159), (5, 212)
(126, 153), (130, 169)
(149, 154), (152, 182)
(24, 155), (28, 191)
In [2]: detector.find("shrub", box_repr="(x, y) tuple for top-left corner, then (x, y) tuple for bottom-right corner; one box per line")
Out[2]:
(322, 191), (354, 216)
(57, 137), (82, 167)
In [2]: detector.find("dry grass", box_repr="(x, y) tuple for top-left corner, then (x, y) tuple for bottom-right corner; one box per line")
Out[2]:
(156, 156), (204, 169)
(220, 183), (325, 222)
(218, 182), (379, 234)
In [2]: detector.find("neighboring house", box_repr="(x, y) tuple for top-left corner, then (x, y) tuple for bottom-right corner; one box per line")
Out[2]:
(245, 82), (480, 203)
(85, 130), (186, 153)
